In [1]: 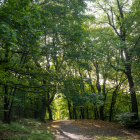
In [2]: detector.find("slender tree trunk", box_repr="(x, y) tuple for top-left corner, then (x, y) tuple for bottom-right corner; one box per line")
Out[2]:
(100, 106), (104, 120)
(94, 107), (99, 120)
(80, 107), (85, 119)
(40, 95), (47, 122)
(95, 62), (104, 120)
(3, 47), (10, 123)
(100, 78), (106, 120)
(48, 105), (53, 120)
(73, 104), (77, 119)
(94, 108), (97, 120)
(86, 107), (89, 119)
(68, 101), (72, 119)
(109, 90), (117, 122)
(100, 93), (107, 120)
(46, 88), (55, 120)
(7, 88), (16, 121)
(95, 63), (101, 94)
(3, 85), (10, 123)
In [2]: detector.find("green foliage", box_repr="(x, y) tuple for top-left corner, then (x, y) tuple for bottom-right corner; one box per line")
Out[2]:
(0, 119), (54, 140)
(53, 94), (69, 120)
(95, 135), (128, 140)
(0, 0), (139, 128)
(116, 112), (140, 128)
(18, 118), (43, 127)
(9, 134), (53, 140)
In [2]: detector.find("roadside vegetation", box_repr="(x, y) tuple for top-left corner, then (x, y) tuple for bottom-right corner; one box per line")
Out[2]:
(0, 119), (54, 140)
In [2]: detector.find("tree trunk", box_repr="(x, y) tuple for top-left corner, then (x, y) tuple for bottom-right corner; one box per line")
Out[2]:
(80, 107), (85, 119)
(73, 104), (77, 119)
(3, 85), (10, 123)
(3, 47), (11, 123)
(86, 107), (89, 119)
(95, 62), (104, 120)
(7, 89), (16, 122)
(40, 95), (47, 122)
(48, 105), (53, 120)
(100, 78), (107, 120)
(125, 66), (138, 119)
(100, 106), (104, 120)
(109, 90), (117, 122)
(94, 107), (99, 120)
(68, 101), (72, 119)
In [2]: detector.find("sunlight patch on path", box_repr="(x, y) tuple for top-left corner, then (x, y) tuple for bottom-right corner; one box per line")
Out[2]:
(55, 129), (93, 140)
(53, 120), (93, 140)
(48, 120), (140, 140)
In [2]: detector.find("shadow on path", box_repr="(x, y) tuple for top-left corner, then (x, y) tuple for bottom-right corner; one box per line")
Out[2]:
(47, 120), (140, 140)
(48, 120), (93, 140)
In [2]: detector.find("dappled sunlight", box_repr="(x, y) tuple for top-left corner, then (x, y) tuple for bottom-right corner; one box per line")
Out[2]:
(0, 0), (140, 139)
(122, 130), (133, 135)
(51, 124), (60, 129)
(47, 120), (140, 140)
(94, 135), (128, 140)
(62, 130), (92, 140)
(94, 124), (101, 128)
(0, 119), (54, 140)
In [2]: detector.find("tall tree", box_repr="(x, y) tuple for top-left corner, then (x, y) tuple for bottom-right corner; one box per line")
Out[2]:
(94, 0), (139, 119)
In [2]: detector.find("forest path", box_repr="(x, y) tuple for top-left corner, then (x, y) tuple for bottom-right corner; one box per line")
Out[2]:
(46, 120), (140, 140)
(47, 120), (93, 140)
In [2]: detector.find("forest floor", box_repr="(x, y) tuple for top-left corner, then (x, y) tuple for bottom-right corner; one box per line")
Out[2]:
(46, 120), (140, 140)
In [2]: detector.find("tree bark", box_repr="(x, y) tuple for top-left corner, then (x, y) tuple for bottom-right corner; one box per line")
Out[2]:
(3, 85), (10, 123)
(48, 105), (53, 120)
(94, 106), (99, 120)
(86, 107), (89, 119)
(125, 66), (138, 119)
(40, 95), (47, 122)
(68, 101), (72, 119)
(100, 78), (107, 120)
(80, 107), (85, 119)
(95, 62), (104, 120)
(109, 89), (117, 122)
(73, 104), (77, 119)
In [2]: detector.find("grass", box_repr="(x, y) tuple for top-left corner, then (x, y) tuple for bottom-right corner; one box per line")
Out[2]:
(0, 119), (54, 140)
(95, 136), (131, 140)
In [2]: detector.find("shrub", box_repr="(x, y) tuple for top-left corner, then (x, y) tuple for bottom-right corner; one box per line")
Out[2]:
(116, 112), (140, 128)
(0, 119), (54, 140)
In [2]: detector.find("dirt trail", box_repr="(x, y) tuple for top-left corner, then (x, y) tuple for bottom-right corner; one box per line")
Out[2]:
(47, 120), (140, 140)
(48, 120), (93, 140)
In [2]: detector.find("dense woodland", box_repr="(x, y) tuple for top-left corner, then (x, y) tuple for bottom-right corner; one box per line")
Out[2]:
(0, 0), (140, 127)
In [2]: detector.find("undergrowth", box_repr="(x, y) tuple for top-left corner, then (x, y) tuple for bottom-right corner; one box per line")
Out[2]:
(0, 119), (54, 140)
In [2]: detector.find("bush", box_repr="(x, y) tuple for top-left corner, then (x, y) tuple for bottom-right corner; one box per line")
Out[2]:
(19, 118), (42, 127)
(116, 112), (140, 128)
(0, 119), (54, 140)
